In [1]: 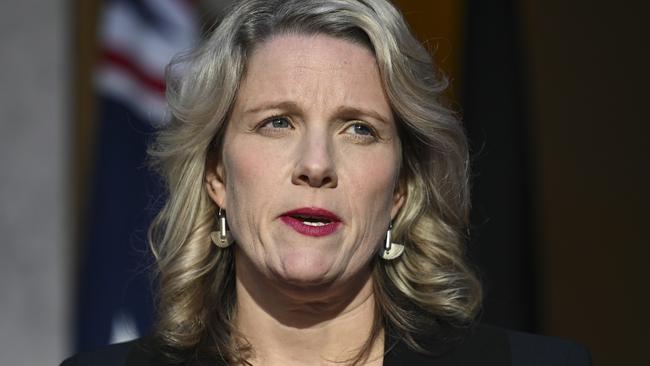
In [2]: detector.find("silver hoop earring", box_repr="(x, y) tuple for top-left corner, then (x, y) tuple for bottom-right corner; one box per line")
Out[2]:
(210, 208), (233, 248)
(380, 223), (404, 260)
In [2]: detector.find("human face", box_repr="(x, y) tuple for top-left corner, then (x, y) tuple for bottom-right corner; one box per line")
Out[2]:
(206, 34), (404, 291)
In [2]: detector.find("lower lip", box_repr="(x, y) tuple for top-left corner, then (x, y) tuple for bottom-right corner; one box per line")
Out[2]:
(280, 216), (341, 237)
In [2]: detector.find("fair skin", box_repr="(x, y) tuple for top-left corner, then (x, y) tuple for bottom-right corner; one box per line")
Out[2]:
(206, 34), (404, 365)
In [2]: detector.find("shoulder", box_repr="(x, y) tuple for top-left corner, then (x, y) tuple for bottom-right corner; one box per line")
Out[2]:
(59, 338), (156, 366)
(454, 324), (592, 366)
(505, 327), (592, 366)
(386, 324), (591, 366)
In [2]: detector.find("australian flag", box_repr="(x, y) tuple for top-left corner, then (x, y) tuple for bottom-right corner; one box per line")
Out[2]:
(76, 0), (197, 351)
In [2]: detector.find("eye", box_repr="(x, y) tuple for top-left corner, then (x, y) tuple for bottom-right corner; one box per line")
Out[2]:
(351, 123), (373, 135)
(256, 116), (294, 136)
(344, 122), (378, 140)
(263, 116), (292, 129)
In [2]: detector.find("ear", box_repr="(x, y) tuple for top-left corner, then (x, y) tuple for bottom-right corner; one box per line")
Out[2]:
(206, 159), (227, 209)
(390, 181), (405, 220)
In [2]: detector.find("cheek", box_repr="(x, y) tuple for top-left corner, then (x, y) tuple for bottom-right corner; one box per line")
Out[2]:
(222, 137), (290, 236)
(339, 145), (401, 259)
(344, 148), (400, 216)
(222, 141), (261, 235)
(224, 135), (292, 185)
(225, 142), (265, 186)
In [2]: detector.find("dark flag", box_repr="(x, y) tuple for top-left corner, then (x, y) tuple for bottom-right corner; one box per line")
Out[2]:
(76, 0), (197, 351)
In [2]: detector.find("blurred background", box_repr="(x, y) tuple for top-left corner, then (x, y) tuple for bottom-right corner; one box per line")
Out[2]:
(1, 0), (648, 365)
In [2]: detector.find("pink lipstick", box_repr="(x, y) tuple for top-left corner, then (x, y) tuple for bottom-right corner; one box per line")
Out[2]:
(280, 207), (342, 237)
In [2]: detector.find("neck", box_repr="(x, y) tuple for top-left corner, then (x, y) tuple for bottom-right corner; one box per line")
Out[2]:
(233, 252), (384, 365)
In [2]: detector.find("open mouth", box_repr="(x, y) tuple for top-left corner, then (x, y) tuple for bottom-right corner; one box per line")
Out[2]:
(290, 214), (333, 227)
(281, 208), (341, 236)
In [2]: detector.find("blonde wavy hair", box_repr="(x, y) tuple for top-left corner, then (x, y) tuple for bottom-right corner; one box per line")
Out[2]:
(148, 0), (482, 364)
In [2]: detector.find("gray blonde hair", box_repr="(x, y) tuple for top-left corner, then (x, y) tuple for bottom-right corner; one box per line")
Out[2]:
(148, 0), (481, 364)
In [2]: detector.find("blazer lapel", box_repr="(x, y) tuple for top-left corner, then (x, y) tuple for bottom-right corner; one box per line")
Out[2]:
(382, 324), (511, 366)
(383, 326), (457, 366)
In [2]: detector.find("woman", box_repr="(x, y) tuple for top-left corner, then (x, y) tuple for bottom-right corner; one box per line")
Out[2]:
(63, 0), (590, 365)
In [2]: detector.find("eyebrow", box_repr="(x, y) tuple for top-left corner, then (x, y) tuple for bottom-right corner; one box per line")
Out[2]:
(243, 101), (300, 115)
(334, 105), (391, 125)
(243, 101), (391, 125)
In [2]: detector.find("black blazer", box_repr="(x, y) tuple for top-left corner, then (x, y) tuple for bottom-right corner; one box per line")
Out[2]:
(61, 325), (591, 365)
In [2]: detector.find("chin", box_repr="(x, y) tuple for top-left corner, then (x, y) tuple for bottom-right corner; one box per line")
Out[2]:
(274, 251), (338, 287)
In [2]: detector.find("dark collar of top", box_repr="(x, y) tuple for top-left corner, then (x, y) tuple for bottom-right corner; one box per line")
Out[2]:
(121, 325), (512, 366)
(64, 324), (590, 366)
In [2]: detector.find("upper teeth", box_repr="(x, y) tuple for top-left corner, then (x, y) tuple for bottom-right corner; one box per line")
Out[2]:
(303, 221), (328, 226)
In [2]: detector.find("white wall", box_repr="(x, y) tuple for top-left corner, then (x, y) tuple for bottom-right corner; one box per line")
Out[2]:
(0, 1), (70, 365)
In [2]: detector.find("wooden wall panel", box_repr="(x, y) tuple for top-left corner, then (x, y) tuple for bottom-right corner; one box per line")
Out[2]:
(73, 0), (101, 250)
(522, 0), (650, 363)
(393, 0), (463, 99)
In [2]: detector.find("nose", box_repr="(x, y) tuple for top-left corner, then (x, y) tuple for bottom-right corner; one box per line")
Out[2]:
(291, 131), (338, 188)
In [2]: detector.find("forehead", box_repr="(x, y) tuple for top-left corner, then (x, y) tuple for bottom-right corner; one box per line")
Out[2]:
(235, 33), (391, 117)
(249, 33), (375, 68)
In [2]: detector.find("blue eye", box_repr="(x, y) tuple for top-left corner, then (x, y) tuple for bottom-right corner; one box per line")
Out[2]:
(265, 116), (291, 128)
(345, 122), (375, 137)
(352, 123), (373, 136)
